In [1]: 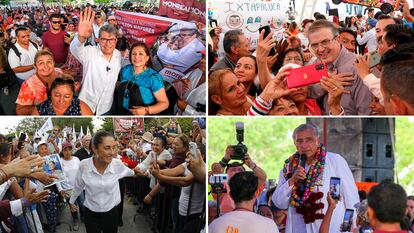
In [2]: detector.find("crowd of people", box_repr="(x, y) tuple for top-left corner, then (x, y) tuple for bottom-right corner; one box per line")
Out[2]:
(0, 3), (206, 116)
(0, 117), (206, 233)
(208, 123), (414, 233)
(207, 0), (414, 116)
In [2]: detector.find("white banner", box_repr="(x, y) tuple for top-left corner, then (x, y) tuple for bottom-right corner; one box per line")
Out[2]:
(209, 0), (288, 53)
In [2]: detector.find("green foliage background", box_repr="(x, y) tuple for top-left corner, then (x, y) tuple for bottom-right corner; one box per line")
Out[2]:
(208, 117), (414, 193)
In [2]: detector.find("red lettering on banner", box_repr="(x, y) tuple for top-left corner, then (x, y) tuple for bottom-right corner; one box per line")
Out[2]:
(158, 0), (205, 24)
(115, 11), (173, 47)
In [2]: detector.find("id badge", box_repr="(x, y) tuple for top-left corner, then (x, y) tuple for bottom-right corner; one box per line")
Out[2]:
(123, 89), (130, 110)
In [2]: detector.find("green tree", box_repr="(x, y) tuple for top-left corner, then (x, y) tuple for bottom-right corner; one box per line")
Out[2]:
(53, 118), (93, 133)
(12, 117), (93, 137)
(100, 117), (114, 132)
(0, 0), (10, 6)
(14, 118), (47, 136)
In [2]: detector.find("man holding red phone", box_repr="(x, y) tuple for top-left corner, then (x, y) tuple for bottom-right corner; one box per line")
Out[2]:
(307, 20), (372, 115)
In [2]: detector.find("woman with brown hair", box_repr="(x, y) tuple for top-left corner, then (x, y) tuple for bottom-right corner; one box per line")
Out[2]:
(118, 42), (169, 115)
(31, 74), (93, 115)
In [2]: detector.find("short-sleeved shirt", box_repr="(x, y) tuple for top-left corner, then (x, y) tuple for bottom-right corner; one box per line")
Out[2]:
(16, 74), (48, 106)
(42, 30), (69, 64)
(15, 68), (62, 106)
(209, 210), (279, 233)
(120, 65), (164, 105)
(7, 42), (38, 81)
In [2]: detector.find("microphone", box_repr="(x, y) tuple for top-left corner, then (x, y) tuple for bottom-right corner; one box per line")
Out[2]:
(298, 154), (307, 196)
(300, 154), (306, 169)
(106, 66), (111, 72)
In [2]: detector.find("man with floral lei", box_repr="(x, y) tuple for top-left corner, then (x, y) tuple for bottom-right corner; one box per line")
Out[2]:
(272, 124), (359, 233)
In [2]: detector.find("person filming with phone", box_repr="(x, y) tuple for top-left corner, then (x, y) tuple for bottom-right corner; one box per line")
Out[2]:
(272, 123), (359, 233)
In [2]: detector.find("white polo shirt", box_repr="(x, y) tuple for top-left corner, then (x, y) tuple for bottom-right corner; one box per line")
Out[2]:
(70, 34), (121, 115)
(8, 42), (38, 81)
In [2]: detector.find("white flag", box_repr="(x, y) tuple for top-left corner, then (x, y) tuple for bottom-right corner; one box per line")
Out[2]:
(72, 125), (76, 144)
(39, 118), (53, 134)
(79, 126), (84, 140)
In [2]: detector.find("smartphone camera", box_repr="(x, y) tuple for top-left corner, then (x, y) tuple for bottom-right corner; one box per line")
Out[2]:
(315, 64), (324, 70)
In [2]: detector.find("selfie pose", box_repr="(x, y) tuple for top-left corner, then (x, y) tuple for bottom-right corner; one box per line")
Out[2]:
(272, 124), (359, 233)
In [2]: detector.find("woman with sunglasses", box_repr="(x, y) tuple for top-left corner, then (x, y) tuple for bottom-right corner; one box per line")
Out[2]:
(32, 74), (93, 115)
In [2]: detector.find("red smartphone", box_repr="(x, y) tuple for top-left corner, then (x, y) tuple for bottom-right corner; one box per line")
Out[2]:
(286, 63), (328, 89)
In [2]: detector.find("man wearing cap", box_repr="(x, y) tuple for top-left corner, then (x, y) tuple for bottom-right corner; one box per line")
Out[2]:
(107, 15), (122, 36)
(37, 140), (50, 157)
(73, 135), (92, 161)
(138, 132), (153, 155)
(356, 18), (378, 53)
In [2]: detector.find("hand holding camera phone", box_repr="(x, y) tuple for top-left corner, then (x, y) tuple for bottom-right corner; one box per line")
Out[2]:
(329, 177), (341, 201)
(258, 25), (277, 56)
(341, 209), (354, 232)
(286, 63), (328, 89)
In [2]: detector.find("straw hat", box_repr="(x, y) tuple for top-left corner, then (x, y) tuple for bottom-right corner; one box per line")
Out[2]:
(142, 132), (154, 143)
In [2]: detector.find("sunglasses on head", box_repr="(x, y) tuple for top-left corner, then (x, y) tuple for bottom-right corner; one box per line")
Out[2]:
(54, 77), (75, 85)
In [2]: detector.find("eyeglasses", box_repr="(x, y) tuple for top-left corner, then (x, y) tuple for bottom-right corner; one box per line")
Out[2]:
(100, 37), (117, 43)
(309, 37), (337, 50)
(54, 77), (75, 85)
(51, 21), (61, 24)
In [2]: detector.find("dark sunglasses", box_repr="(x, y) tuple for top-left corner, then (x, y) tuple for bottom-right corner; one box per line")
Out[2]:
(95, 15), (101, 19)
(54, 77), (75, 85)
(51, 21), (61, 24)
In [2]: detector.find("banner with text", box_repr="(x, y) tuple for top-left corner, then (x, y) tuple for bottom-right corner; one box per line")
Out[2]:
(209, 0), (287, 50)
(158, 0), (206, 24)
(115, 11), (173, 48)
(113, 118), (145, 133)
(115, 10), (198, 48)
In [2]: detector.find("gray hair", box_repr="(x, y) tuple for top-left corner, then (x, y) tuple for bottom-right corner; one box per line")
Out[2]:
(292, 123), (319, 140)
(308, 20), (339, 38)
(223, 30), (243, 54)
(99, 24), (119, 38)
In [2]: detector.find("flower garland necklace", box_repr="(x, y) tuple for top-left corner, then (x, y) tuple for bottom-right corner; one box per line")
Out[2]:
(282, 144), (327, 223)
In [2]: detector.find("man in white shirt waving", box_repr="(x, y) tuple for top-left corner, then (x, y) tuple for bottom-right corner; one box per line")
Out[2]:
(70, 7), (121, 115)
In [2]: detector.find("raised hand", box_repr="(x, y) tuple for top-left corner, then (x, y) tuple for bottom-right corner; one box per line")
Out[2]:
(256, 29), (276, 61)
(78, 7), (95, 42)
